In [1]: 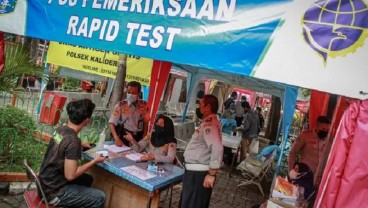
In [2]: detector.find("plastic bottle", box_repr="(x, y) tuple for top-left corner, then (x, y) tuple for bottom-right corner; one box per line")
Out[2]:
(96, 128), (106, 150)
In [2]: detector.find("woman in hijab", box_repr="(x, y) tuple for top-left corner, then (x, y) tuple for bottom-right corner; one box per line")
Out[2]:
(289, 162), (314, 201)
(125, 115), (177, 163)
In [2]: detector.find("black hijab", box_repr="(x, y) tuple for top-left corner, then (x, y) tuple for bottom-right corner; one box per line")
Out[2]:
(151, 115), (177, 147)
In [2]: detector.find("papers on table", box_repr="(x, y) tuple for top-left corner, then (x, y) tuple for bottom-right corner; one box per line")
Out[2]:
(121, 165), (157, 180)
(125, 152), (145, 161)
(104, 144), (131, 153)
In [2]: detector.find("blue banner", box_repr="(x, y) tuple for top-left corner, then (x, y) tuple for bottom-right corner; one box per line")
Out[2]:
(10, 0), (290, 76)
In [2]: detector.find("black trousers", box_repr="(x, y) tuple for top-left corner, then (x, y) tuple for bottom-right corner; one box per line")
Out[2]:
(235, 116), (244, 127)
(179, 170), (212, 208)
(234, 116), (244, 136)
(69, 173), (93, 187)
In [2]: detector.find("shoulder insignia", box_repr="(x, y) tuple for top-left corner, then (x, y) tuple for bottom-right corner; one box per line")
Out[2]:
(113, 110), (119, 118)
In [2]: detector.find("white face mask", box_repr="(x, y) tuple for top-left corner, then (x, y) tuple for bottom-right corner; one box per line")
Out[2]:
(289, 169), (307, 180)
(127, 94), (138, 105)
(289, 169), (298, 180)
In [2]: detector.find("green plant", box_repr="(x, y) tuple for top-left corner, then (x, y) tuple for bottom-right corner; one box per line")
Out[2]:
(0, 106), (47, 172)
(78, 129), (100, 144)
(0, 42), (46, 94)
(62, 78), (81, 89)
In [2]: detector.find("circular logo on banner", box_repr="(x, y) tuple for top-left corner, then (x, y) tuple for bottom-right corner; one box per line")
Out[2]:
(0, 0), (17, 14)
(302, 0), (368, 62)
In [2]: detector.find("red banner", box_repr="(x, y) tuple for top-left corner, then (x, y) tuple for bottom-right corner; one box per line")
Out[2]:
(147, 61), (172, 131)
(309, 90), (330, 130)
(0, 32), (5, 75)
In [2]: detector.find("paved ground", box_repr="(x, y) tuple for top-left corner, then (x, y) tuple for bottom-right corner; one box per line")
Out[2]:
(0, 164), (273, 208)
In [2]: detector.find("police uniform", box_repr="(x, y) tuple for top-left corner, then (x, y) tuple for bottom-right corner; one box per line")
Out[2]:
(109, 99), (149, 145)
(181, 114), (223, 208)
(131, 136), (177, 163)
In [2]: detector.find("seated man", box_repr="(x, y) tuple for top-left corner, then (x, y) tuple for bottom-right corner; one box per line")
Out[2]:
(39, 99), (106, 208)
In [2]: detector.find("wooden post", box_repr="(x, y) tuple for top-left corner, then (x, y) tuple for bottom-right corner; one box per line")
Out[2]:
(11, 93), (16, 106)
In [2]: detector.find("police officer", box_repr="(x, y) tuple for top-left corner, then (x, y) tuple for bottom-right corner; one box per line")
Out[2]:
(109, 81), (150, 146)
(180, 94), (223, 208)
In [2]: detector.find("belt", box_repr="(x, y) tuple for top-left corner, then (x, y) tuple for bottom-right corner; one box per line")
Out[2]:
(185, 163), (209, 171)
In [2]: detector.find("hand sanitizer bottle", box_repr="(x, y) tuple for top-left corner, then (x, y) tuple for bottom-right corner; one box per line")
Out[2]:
(97, 128), (106, 150)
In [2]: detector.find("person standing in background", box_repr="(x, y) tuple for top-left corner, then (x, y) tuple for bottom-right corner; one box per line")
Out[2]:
(256, 107), (265, 135)
(235, 96), (247, 128)
(288, 116), (331, 200)
(223, 91), (238, 111)
(237, 101), (259, 161)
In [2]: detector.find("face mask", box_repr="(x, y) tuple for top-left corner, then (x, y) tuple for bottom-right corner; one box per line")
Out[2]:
(154, 125), (164, 134)
(127, 94), (137, 105)
(290, 169), (308, 180)
(230, 109), (235, 113)
(317, 130), (328, 139)
(196, 108), (203, 119)
(289, 169), (298, 180)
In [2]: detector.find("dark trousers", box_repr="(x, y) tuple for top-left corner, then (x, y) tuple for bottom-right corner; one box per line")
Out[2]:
(69, 173), (93, 187)
(235, 116), (244, 127)
(51, 174), (105, 208)
(179, 170), (212, 208)
(234, 116), (244, 136)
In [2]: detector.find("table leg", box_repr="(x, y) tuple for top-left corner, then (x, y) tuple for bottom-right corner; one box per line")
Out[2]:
(228, 152), (237, 178)
(228, 147), (240, 178)
(147, 192), (152, 208)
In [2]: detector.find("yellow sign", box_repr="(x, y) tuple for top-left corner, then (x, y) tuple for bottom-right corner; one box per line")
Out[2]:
(47, 42), (153, 85)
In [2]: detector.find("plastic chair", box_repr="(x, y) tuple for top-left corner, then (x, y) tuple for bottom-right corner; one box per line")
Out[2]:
(22, 159), (55, 208)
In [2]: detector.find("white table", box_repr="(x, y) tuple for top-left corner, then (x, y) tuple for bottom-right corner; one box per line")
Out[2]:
(222, 133), (242, 177)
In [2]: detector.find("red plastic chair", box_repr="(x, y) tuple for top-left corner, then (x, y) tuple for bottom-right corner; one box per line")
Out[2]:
(23, 159), (56, 208)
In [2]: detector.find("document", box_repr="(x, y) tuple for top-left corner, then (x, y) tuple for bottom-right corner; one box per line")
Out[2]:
(125, 152), (145, 161)
(104, 144), (131, 153)
(121, 165), (157, 180)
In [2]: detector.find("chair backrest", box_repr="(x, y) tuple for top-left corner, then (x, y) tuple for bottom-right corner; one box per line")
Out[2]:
(24, 159), (50, 208)
(257, 149), (277, 180)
